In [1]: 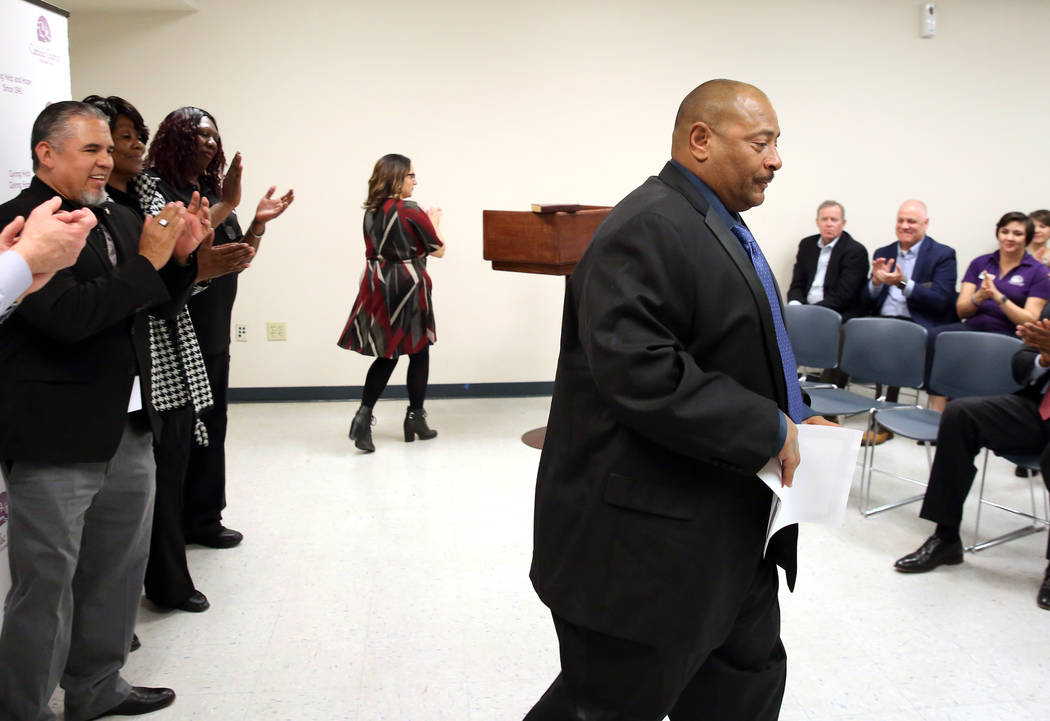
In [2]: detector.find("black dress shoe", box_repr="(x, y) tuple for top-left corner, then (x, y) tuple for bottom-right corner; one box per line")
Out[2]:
(129, 634), (141, 653)
(894, 535), (964, 573)
(185, 526), (243, 548)
(149, 589), (210, 613)
(1038, 568), (1050, 610)
(86, 686), (175, 720)
(176, 590), (210, 613)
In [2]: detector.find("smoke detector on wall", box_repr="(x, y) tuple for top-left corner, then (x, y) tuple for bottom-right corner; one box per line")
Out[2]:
(920, 3), (937, 38)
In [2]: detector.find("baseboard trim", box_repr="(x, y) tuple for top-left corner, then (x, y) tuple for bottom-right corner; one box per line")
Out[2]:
(228, 381), (554, 403)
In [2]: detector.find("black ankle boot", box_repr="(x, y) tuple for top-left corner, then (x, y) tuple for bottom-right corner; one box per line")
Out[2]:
(404, 407), (437, 442)
(349, 406), (375, 452)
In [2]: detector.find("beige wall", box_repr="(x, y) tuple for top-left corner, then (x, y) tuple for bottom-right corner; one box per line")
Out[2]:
(67, 0), (1050, 389)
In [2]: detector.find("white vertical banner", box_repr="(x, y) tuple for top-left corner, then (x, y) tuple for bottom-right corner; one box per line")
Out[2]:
(0, 0), (71, 626)
(1, 1), (71, 196)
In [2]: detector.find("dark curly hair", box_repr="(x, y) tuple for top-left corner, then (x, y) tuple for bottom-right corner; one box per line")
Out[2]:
(146, 106), (225, 192)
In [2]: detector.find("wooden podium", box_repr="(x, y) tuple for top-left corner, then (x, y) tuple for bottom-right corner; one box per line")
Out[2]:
(482, 205), (612, 448)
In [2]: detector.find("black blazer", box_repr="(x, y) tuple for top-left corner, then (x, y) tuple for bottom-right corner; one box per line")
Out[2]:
(1011, 304), (1050, 397)
(0, 177), (196, 462)
(786, 231), (869, 319)
(530, 162), (799, 647)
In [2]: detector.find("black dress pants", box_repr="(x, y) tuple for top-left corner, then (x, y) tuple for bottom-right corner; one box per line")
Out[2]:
(525, 560), (786, 721)
(144, 403), (195, 606)
(920, 394), (1050, 559)
(183, 351), (229, 538)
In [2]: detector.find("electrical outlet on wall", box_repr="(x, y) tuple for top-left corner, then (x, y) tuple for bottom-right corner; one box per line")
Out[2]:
(266, 322), (287, 341)
(235, 323), (247, 342)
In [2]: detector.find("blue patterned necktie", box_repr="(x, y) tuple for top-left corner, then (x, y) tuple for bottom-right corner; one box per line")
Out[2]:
(730, 223), (806, 423)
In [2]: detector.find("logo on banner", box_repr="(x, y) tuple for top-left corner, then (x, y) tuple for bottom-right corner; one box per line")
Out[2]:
(37, 16), (52, 43)
(29, 16), (63, 67)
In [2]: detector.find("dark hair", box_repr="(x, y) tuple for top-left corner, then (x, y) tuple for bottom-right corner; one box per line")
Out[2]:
(30, 100), (108, 171)
(363, 154), (411, 212)
(1030, 209), (1050, 228)
(146, 106), (225, 192)
(81, 95), (149, 144)
(996, 211), (1035, 245)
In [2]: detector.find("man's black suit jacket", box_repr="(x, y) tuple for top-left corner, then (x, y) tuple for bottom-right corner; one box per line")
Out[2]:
(0, 177), (196, 463)
(531, 162), (799, 648)
(1011, 304), (1050, 395)
(786, 231), (869, 319)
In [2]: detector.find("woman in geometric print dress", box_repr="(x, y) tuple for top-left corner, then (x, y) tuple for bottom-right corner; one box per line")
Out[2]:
(338, 154), (445, 452)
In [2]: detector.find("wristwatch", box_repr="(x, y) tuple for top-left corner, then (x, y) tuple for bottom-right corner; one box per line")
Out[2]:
(897, 277), (908, 291)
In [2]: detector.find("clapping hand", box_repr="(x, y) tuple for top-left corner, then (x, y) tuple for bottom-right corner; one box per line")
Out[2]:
(871, 257), (896, 286)
(220, 152), (243, 209)
(977, 273), (997, 303)
(252, 186), (294, 230)
(1, 196), (95, 295)
(1018, 319), (1050, 364)
(195, 233), (255, 282)
(139, 203), (186, 270)
(172, 192), (211, 264)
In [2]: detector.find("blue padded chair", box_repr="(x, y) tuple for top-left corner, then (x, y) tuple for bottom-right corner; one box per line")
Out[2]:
(784, 304), (842, 390)
(805, 316), (926, 419)
(802, 318), (928, 515)
(863, 331), (1023, 517)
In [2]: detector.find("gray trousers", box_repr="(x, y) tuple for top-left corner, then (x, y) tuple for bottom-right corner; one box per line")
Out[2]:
(0, 420), (155, 721)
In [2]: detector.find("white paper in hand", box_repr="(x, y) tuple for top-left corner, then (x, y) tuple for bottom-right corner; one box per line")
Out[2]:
(756, 424), (862, 555)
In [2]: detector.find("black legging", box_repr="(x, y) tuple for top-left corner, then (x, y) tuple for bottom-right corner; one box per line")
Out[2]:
(362, 347), (429, 409)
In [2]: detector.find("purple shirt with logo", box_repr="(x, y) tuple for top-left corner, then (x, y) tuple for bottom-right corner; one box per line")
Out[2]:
(962, 251), (1050, 334)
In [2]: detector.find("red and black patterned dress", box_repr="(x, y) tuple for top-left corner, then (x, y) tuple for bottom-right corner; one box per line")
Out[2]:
(337, 199), (443, 358)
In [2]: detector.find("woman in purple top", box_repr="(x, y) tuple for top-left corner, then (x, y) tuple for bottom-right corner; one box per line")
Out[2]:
(927, 212), (1050, 412)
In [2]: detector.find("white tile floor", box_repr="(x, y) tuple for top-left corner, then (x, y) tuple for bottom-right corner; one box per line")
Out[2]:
(57, 396), (1050, 719)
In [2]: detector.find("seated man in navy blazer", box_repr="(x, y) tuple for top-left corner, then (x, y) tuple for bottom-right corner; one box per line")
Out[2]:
(787, 200), (868, 319)
(863, 199), (957, 443)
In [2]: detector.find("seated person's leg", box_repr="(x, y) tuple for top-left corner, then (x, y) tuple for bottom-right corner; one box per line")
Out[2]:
(895, 395), (1049, 572)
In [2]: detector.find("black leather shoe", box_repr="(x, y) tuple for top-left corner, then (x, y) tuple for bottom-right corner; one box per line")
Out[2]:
(185, 527), (243, 548)
(894, 535), (964, 573)
(176, 590), (210, 613)
(129, 634), (141, 653)
(85, 687), (175, 720)
(1038, 568), (1050, 610)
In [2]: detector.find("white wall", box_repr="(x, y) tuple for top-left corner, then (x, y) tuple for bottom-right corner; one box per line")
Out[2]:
(66, 0), (1050, 389)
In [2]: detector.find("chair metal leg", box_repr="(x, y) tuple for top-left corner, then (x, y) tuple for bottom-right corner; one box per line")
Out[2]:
(860, 409), (876, 515)
(971, 449), (990, 548)
(859, 406), (927, 517)
(967, 450), (1049, 552)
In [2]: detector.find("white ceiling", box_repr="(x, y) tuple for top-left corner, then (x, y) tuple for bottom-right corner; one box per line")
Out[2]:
(49, 0), (197, 13)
